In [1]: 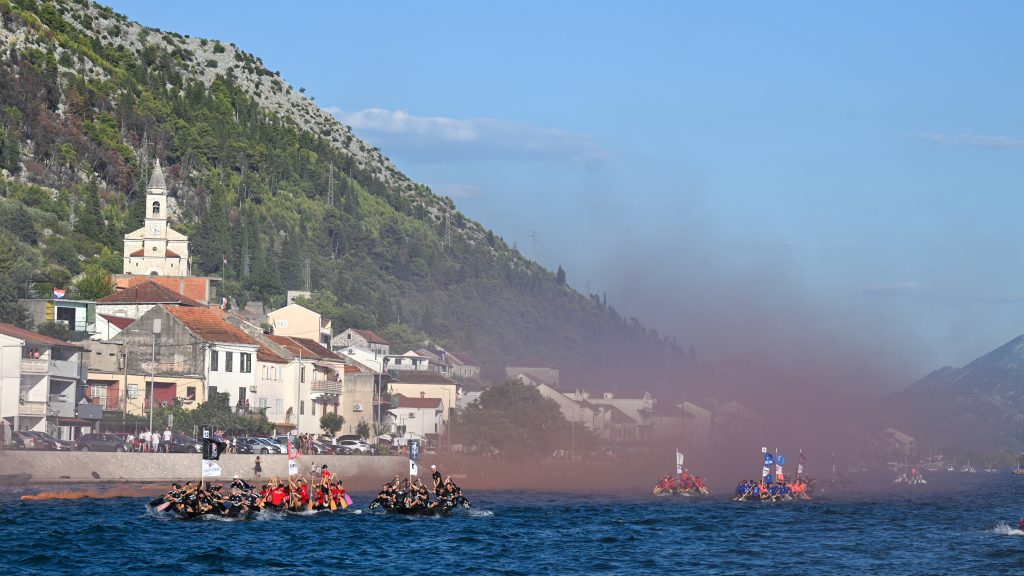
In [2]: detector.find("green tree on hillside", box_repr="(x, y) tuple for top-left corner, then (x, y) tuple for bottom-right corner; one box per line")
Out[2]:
(75, 263), (115, 300)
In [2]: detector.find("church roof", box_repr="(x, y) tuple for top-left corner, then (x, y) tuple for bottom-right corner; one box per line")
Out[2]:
(147, 159), (167, 193)
(129, 248), (183, 258)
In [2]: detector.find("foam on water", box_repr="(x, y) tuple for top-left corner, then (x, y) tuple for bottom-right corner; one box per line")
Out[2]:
(989, 522), (1024, 536)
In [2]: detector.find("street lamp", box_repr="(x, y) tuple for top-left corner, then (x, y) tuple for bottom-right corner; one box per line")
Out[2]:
(125, 319), (161, 435)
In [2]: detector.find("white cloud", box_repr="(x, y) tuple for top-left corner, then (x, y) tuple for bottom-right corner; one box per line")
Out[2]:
(328, 107), (608, 167)
(921, 132), (1024, 148)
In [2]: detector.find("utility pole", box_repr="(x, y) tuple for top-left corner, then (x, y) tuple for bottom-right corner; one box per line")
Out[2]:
(530, 231), (538, 262)
(328, 164), (334, 207)
(303, 258), (311, 292)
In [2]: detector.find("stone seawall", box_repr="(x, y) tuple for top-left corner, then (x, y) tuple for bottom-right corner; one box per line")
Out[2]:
(0, 451), (407, 484)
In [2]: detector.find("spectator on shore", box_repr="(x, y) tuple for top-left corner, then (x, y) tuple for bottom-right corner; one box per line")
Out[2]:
(164, 428), (172, 453)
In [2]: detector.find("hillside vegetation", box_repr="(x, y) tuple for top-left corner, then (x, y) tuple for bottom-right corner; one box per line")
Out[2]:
(0, 0), (690, 388)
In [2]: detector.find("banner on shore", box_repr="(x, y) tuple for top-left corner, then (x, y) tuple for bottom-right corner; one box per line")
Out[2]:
(201, 459), (222, 478)
(288, 459), (298, 476)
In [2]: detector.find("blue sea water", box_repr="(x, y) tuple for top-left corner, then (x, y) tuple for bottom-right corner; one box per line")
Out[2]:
(1, 472), (1023, 575)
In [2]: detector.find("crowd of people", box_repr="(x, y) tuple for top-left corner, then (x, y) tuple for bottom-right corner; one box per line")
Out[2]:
(125, 429), (174, 453)
(151, 464), (350, 519)
(368, 465), (471, 515)
(733, 479), (812, 501)
(653, 470), (708, 495)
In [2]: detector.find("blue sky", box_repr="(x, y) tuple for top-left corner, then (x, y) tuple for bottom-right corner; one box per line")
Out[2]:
(103, 1), (1024, 389)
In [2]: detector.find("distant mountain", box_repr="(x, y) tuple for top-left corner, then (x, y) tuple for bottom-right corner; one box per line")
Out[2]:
(0, 0), (690, 389)
(889, 336), (1024, 452)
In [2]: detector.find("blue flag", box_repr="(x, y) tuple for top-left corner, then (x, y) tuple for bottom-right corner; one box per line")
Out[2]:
(764, 453), (774, 466)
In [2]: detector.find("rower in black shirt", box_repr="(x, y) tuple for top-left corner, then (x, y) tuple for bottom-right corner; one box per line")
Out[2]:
(431, 464), (442, 494)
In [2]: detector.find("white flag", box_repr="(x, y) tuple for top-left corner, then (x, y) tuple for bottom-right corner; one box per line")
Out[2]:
(201, 459), (222, 478)
(288, 459), (299, 476)
(676, 450), (685, 474)
(409, 459), (418, 476)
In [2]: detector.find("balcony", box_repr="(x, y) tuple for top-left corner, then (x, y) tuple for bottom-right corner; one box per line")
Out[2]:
(311, 380), (342, 395)
(21, 359), (48, 374)
(19, 400), (46, 416)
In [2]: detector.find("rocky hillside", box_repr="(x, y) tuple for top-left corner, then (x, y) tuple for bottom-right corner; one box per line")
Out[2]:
(0, 0), (691, 390)
(889, 335), (1024, 452)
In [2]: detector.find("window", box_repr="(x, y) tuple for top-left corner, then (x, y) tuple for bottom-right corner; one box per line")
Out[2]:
(56, 307), (76, 326)
(312, 402), (316, 416)
(225, 351), (233, 372)
(300, 366), (305, 383)
(209, 386), (218, 398)
(275, 399), (283, 415)
(238, 387), (246, 403)
(300, 400), (305, 416)
(152, 201), (161, 216)
(241, 353), (251, 373)
(258, 397), (267, 409)
(210, 350), (218, 371)
(185, 386), (196, 401)
(127, 383), (139, 399)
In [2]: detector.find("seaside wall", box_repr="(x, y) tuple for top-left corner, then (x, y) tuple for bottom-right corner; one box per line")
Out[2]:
(0, 451), (407, 484)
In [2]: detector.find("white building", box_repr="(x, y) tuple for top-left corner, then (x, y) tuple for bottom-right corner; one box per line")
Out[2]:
(388, 393), (444, 444)
(0, 323), (90, 439)
(122, 160), (191, 277)
(0, 332), (23, 446)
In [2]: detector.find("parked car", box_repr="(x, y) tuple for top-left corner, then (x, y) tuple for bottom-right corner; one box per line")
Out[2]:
(27, 431), (74, 451)
(76, 433), (128, 452)
(337, 439), (375, 455)
(274, 435), (296, 451)
(310, 440), (334, 455)
(165, 434), (202, 453)
(236, 437), (283, 454)
(10, 431), (37, 449)
(254, 437), (285, 454)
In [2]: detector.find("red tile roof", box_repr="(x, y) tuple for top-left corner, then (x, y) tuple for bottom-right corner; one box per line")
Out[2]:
(351, 328), (388, 345)
(392, 394), (442, 409)
(115, 276), (210, 304)
(128, 248), (182, 258)
(98, 281), (202, 306)
(266, 335), (342, 361)
(164, 306), (285, 363)
(389, 371), (455, 385)
(98, 314), (135, 330)
(0, 323), (82, 348)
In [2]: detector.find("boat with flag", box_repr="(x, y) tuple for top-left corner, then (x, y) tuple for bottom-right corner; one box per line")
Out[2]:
(367, 440), (473, 515)
(148, 431), (355, 520)
(733, 447), (811, 502)
(652, 450), (709, 496)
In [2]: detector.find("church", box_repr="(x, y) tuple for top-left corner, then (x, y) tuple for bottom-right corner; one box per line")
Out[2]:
(122, 160), (191, 276)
